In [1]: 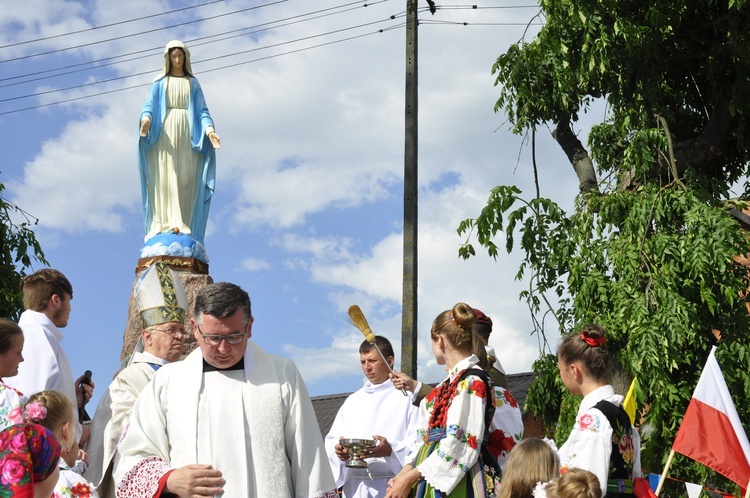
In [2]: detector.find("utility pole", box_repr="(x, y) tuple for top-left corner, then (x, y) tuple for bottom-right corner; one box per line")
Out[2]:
(401, 0), (418, 377)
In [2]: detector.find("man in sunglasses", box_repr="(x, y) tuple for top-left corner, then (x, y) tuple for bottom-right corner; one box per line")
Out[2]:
(114, 281), (338, 498)
(86, 262), (188, 498)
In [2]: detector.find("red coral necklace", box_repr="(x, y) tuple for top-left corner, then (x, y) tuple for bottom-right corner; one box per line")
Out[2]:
(428, 369), (466, 429)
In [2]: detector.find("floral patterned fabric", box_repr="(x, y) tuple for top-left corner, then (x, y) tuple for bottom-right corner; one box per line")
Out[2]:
(53, 459), (99, 498)
(487, 386), (523, 471)
(0, 382), (26, 431)
(0, 423), (61, 498)
(557, 385), (642, 497)
(408, 355), (491, 496)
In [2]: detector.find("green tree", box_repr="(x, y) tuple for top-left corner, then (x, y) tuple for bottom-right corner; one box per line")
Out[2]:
(0, 180), (48, 320)
(459, 0), (750, 494)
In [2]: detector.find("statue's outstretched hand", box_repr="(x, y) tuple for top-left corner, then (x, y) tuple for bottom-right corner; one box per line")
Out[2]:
(209, 131), (221, 149)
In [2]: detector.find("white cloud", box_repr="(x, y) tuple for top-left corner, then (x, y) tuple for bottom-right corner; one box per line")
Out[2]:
(240, 257), (271, 272)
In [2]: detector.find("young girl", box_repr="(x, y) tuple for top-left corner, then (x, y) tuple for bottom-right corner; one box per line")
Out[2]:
(26, 390), (99, 498)
(556, 324), (641, 497)
(543, 468), (601, 498)
(386, 303), (494, 498)
(0, 422), (61, 498)
(0, 318), (26, 429)
(497, 437), (560, 498)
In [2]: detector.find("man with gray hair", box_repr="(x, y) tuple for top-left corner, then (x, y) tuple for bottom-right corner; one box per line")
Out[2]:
(114, 282), (337, 498)
(85, 262), (188, 498)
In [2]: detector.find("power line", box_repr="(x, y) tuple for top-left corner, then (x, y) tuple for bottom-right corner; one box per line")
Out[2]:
(0, 0), (289, 64)
(0, 0), (225, 49)
(0, 21), (405, 116)
(0, 13), (400, 104)
(0, 1), (528, 115)
(0, 0), (387, 86)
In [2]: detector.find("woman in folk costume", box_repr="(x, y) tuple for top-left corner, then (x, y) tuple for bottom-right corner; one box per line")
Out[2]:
(0, 319), (28, 430)
(386, 303), (496, 498)
(556, 324), (642, 497)
(26, 391), (99, 498)
(139, 40), (221, 245)
(470, 331), (523, 472)
(0, 423), (61, 498)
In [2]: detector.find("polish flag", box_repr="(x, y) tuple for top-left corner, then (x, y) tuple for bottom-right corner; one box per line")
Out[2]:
(672, 346), (750, 490)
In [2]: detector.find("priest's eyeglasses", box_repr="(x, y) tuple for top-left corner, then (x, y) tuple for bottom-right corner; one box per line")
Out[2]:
(151, 327), (187, 338)
(196, 324), (247, 346)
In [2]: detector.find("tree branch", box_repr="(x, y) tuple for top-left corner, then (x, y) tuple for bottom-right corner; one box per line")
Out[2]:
(552, 120), (600, 193)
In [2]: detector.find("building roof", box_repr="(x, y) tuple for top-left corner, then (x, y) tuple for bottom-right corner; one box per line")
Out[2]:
(311, 371), (535, 437)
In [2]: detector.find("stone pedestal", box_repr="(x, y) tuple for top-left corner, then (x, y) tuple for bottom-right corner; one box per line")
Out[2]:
(120, 262), (213, 366)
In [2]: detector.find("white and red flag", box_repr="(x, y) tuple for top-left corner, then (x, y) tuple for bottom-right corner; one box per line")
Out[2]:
(672, 346), (750, 490)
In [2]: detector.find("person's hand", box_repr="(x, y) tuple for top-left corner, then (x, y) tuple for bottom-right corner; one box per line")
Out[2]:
(389, 371), (417, 393)
(75, 375), (94, 408)
(386, 466), (418, 498)
(77, 448), (88, 465)
(140, 118), (151, 137)
(365, 435), (392, 459)
(208, 131), (221, 149)
(334, 437), (350, 462)
(165, 464), (225, 497)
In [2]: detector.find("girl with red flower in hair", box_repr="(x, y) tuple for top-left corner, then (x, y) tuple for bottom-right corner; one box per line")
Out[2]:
(556, 325), (641, 498)
(386, 303), (497, 498)
(25, 391), (98, 498)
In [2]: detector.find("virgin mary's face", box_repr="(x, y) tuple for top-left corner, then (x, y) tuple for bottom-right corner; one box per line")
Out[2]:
(169, 48), (185, 72)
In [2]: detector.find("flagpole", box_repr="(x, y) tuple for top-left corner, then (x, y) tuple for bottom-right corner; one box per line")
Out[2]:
(655, 450), (676, 496)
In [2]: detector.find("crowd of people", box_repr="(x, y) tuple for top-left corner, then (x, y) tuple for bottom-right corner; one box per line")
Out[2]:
(0, 266), (642, 498)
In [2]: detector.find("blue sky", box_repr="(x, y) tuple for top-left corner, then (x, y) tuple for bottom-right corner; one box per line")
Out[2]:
(1, 0), (580, 408)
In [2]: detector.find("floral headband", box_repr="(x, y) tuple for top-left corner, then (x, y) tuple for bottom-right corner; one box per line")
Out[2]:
(23, 402), (47, 423)
(580, 332), (605, 347)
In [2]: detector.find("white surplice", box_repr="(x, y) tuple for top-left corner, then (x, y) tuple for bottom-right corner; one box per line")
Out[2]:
(113, 341), (337, 498)
(85, 351), (168, 498)
(325, 378), (420, 497)
(7, 310), (81, 440)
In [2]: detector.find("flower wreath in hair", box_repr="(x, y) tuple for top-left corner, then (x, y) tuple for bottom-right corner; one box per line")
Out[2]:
(580, 332), (605, 347)
(23, 402), (48, 423)
(532, 481), (552, 498)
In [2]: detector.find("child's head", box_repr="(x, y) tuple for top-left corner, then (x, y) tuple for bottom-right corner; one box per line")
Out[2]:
(0, 319), (24, 379)
(498, 438), (560, 498)
(25, 390), (76, 453)
(545, 468), (600, 498)
(557, 324), (610, 391)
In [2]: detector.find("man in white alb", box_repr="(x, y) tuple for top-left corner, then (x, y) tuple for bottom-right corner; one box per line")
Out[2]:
(113, 282), (338, 498)
(326, 336), (419, 497)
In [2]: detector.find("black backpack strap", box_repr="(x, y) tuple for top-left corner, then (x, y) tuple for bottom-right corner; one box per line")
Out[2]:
(593, 400), (635, 497)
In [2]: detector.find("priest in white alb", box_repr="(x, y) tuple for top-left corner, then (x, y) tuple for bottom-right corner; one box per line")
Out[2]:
(113, 282), (338, 498)
(325, 336), (420, 497)
(85, 262), (188, 498)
